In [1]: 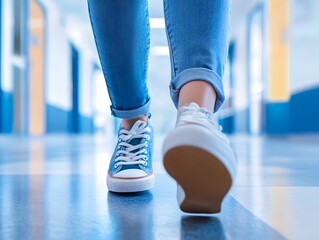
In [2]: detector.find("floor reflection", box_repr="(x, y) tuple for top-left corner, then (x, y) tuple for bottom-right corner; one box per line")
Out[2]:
(107, 191), (154, 240)
(1, 135), (318, 239)
(181, 216), (225, 240)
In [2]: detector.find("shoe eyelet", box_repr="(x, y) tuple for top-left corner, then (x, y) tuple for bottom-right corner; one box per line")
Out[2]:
(144, 162), (148, 166)
(146, 135), (150, 140)
(114, 164), (118, 168)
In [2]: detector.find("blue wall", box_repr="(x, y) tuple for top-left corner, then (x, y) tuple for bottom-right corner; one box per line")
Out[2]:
(0, 91), (14, 133)
(46, 104), (93, 134)
(220, 86), (319, 134)
(290, 87), (319, 133)
(45, 45), (93, 134)
(265, 87), (319, 134)
(219, 115), (235, 134)
(46, 104), (72, 133)
(79, 115), (94, 134)
(265, 102), (290, 134)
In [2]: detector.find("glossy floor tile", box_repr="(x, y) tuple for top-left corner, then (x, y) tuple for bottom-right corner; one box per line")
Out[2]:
(0, 135), (319, 240)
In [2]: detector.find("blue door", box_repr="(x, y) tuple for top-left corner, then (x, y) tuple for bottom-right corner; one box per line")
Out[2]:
(0, 0), (2, 131)
(71, 44), (80, 133)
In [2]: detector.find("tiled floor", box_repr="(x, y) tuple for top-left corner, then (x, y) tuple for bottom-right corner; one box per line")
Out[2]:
(0, 134), (319, 240)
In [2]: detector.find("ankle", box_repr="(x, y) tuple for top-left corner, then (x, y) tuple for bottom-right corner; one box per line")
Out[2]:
(122, 115), (148, 130)
(178, 81), (217, 113)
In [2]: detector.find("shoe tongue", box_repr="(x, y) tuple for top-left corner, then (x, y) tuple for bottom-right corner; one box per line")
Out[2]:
(121, 120), (147, 151)
(127, 137), (145, 154)
(187, 102), (200, 108)
(128, 138), (142, 146)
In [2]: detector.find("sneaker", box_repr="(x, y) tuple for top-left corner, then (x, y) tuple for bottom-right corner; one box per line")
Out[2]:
(107, 116), (154, 193)
(162, 102), (237, 213)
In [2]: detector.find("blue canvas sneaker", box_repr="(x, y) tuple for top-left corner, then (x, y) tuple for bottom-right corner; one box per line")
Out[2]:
(107, 115), (154, 192)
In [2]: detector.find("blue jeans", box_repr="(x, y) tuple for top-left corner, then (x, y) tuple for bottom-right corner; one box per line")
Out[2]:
(88, 0), (230, 119)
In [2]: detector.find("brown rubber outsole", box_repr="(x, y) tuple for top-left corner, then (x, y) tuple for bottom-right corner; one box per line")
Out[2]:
(163, 146), (232, 214)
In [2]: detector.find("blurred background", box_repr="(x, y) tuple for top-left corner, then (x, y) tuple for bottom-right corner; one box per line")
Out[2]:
(0, 0), (319, 137)
(1, 1), (319, 239)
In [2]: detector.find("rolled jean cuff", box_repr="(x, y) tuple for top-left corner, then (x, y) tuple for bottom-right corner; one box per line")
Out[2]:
(110, 98), (151, 119)
(169, 68), (225, 113)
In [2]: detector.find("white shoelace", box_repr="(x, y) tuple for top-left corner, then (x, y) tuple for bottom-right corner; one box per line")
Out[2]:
(114, 120), (151, 168)
(177, 103), (220, 129)
(177, 103), (229, 142)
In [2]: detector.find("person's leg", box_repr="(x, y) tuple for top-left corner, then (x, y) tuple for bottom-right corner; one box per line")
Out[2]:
(88, 0), (154, 192)
(163, 0), (230, 113)
(162, 0), (237, 213)
(87, 0), (150, 127)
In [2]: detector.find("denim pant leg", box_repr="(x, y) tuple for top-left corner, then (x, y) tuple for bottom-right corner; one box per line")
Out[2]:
(88, 0), (151, 119)
(163, 0), (230, 112)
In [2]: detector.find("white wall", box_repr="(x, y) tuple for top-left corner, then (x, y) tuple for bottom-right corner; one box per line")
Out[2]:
(65, 19), (97, 118)
(231, 21), (250, 112)
(42, 0), (98, 118)
(44, 1), (72, 111)
(79, 50), (93, 117)
(1, 0), (14, 92)
(289, 0), (319, 94)
(230, 0), (319, 109)
(228, 0), (263, 112)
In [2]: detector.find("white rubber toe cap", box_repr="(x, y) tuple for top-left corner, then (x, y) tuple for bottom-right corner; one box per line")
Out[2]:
(113, 169), (148, 178)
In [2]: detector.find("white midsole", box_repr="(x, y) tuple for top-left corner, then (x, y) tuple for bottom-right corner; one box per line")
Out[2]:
(107, 174), (155, 193)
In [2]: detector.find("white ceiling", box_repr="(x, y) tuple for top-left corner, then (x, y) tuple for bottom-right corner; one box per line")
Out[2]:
(50, 0), (262, 24)
(48, 0), (89, 21)
(48, 0), (262, 50)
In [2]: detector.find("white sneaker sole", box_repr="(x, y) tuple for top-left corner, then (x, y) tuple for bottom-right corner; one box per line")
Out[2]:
(163, 124), (237, 213)
(107, 173), (154, 193)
